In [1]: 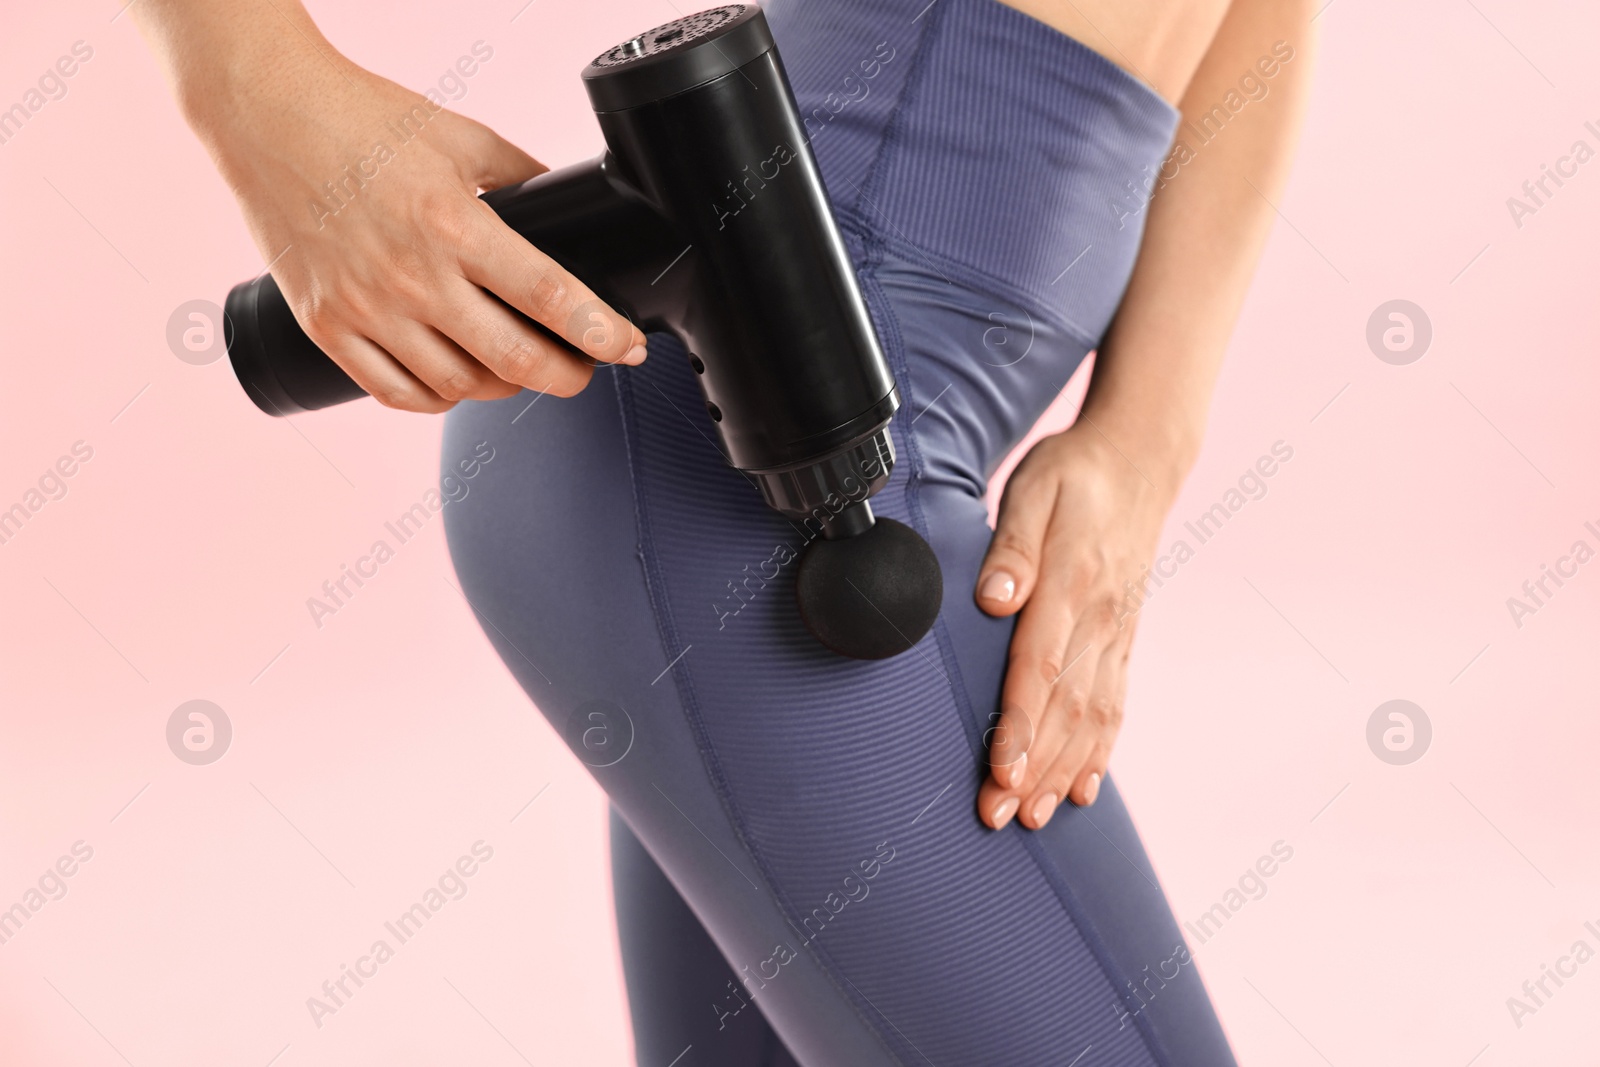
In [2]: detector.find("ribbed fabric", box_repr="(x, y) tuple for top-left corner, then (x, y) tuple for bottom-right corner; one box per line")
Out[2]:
(768, 0), (1178, 344)
(443, 1), (1235, 1064)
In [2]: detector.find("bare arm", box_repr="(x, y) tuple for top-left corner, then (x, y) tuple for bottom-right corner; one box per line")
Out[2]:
(1080, 1), (1314, 484)
(978, 0), (1317, 829)
(134, 0), (647, 412)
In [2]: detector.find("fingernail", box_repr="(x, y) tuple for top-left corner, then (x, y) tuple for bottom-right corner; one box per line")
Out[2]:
(1082, 772), (1101, 806)
(1002, 751), (1026, 790)
(623, 343), (648, 365)
(980, 571), (1016, 603)
(991, 796), (1019, 828)
(1031, 792), (1058, 825)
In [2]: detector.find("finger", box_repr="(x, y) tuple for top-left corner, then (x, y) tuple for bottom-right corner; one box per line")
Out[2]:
(978, 633), (1091, 830)
(368, 315), (523, 403)
(988, 630), (1086, 796)
(1070, 752), (1108, 808)
(978, 697), (1060, 829)
(1020, 703), (1096, 830)
(432, 276), (599, 398)
(453, 199), (647, 366)
(992, 575), (1081, 751)
(1068, 661), (1126, 807)
(976, 779), (1022, 830)
(984, 699), (1034, 792)
(979, 585), (1086, 829)
(452, 118), (548, 192)
(315, 330), (456, 414)
(1015, 625), (1104, 829)
(1026, 644), (1126, 826)
(975, 476), (1058, 616)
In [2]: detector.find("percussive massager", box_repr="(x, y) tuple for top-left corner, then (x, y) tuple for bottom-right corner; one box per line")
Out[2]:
(223, 4), (942, 659)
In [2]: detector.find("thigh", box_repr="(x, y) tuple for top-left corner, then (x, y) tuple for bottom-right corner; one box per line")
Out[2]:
(442, 376), (903, 1067)
(609, 808), (801, 1067)
(442, 332), (1231, 1066)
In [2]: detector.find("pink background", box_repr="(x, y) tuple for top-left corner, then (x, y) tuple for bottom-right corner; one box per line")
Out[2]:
(3, 0), (1598, 1063)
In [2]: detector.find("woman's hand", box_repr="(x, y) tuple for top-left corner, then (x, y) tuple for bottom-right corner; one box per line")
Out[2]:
(964, 0), (1315, 833)
(143, 1), (645, 412)
(974, 422), (1175, 830)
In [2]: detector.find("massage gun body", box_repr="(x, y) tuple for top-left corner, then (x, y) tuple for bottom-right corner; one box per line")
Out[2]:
(226, 16), (899, 531)
(223, 6), (943, 659)
(513, 50), (900, 480)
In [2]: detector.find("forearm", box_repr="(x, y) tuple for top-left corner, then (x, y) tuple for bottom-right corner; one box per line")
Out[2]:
(132, 0), (348, 164)
(1082, 0), (1317, 496)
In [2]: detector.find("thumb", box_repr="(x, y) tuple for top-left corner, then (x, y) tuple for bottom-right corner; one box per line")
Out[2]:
(976, 477), (1056, 617)
(458, 119), (547, 192)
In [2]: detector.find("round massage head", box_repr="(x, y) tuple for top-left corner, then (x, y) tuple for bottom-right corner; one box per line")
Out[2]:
(795, 518), (943, 660)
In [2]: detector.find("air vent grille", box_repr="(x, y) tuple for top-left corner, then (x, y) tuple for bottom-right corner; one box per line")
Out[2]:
(591, 6), (746, 68)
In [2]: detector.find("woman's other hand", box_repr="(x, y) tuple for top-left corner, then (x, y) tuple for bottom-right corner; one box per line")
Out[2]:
(974, 424), (1173, 829)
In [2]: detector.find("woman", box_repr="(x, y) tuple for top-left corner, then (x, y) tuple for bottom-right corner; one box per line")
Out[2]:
(137, 0), (1312, 1061)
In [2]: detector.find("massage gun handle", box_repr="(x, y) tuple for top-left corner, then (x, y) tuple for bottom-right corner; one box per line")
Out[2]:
(223, 154), (680, 416)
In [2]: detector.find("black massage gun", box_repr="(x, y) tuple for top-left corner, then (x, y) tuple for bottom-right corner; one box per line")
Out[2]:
(223, 4), (941, 659)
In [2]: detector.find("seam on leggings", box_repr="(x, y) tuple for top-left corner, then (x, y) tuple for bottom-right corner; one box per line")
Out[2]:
(834, 206), (1101, 351)
(848, 2), (936, 219)
(852, 255), (981, 767)
(862, 261), (1174, 1067)
(1025, 828), (1180, 1066)
(842, 0), (1102, 352)
(611, 367), (911, 1067)
(851, 0), (981, 765)
(852, 0), (1007, 770)
(843, 15), (1169, 1048)
(1022, 819), (1182, 1066)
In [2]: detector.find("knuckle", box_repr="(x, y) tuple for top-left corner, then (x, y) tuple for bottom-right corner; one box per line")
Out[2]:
(1060, 689), (1090, 729)
(1061, 565), (1096, 602)
(383, 248), (434, 304)
(1045, 767), (1078, 795)
(497, 334), (548, 384)
(419, 190), (473, 245)
(525, 268), (572, 323)
(985, 711), (1023, 751)
(547, 362), (593, 397)
(296, 285), (348, 343)
(299, 306), (337, 345)
(1089, 700), (1122, 730)
(454, 207), (499, 265)
(367, 376), (451, 414)
(430, 365), (479, 403)
(478, 376), (523, 400)
(989, 529), (1039, 570)
(369, 383), (420, 410)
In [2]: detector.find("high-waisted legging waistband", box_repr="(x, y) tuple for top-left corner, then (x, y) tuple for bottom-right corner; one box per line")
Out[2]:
(770, 0), (1177, 491)
(774, 0), (1176, 334)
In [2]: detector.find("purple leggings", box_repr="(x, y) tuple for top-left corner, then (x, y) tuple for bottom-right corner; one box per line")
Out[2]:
(444, 0), (1236, 1062)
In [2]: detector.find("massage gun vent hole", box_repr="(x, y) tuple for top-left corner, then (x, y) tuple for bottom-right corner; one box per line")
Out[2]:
(705, 401), (722, 422)
(689, 354), (706, 374)
(593, 7), (743, 67)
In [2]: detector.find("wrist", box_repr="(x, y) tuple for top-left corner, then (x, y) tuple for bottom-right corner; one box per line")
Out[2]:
(182, 45), (350, 143)
(138, 3), (348, 146)
(1066, 410), (1197, 513)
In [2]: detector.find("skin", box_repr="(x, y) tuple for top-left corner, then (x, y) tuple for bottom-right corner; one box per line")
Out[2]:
(133, 0), (648, 412)
(138, 0), (1314, 831)
(977, 0), (1317, 829)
